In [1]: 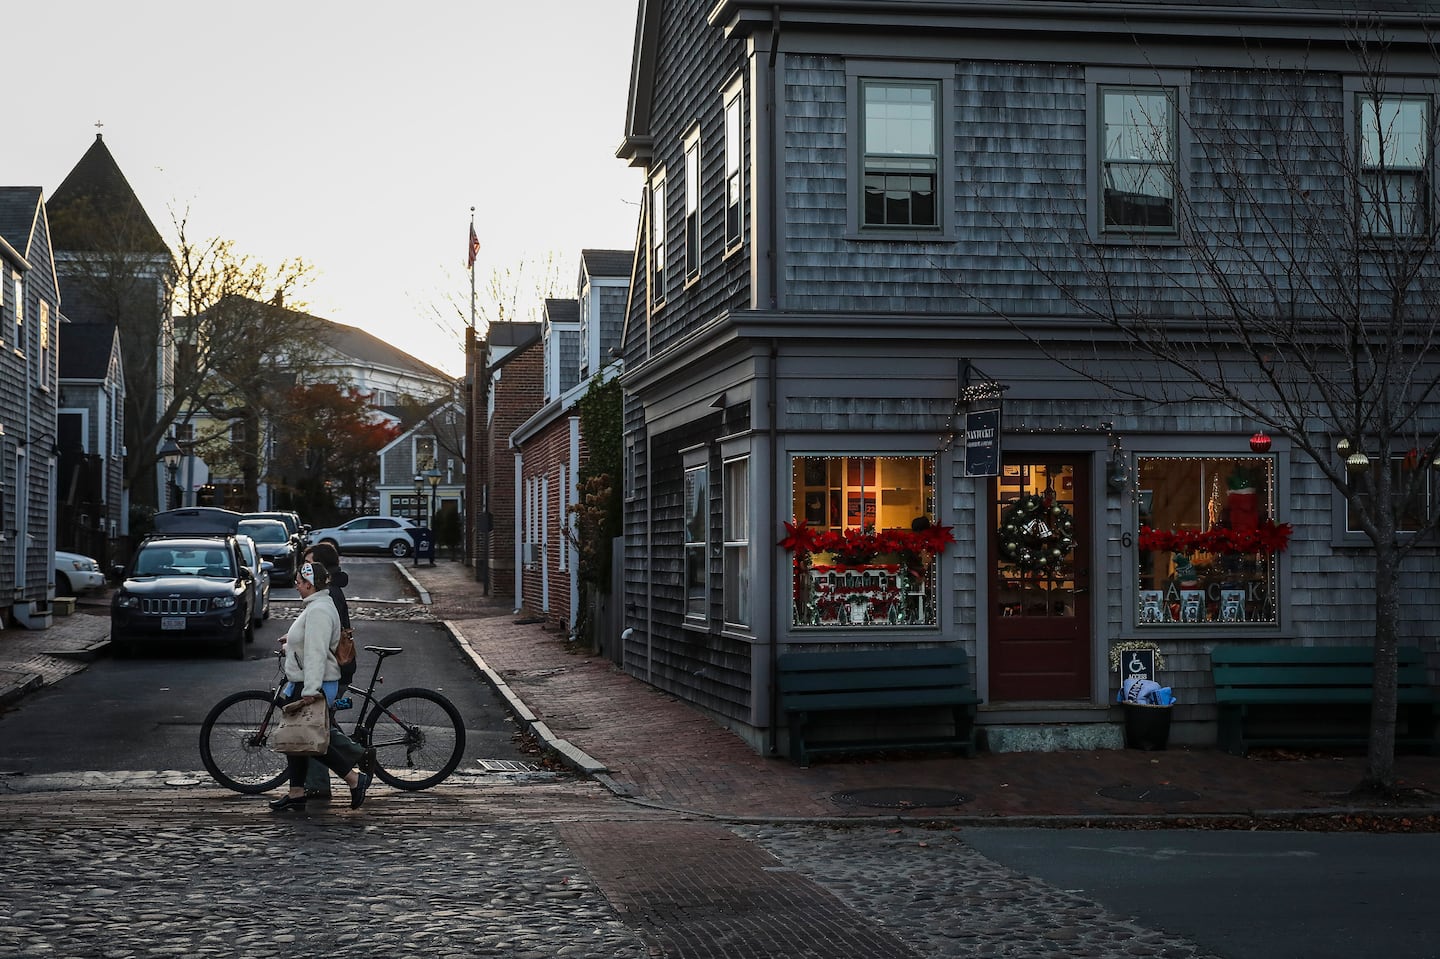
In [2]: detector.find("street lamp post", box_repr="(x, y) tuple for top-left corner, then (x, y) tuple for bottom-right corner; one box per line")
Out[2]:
(158, 437), (182, 510)
(425, 469), (442, 565)
(413, 473), (425, 568)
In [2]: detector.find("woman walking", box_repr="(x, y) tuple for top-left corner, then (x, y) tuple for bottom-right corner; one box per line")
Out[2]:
(269, 561), (372, 813)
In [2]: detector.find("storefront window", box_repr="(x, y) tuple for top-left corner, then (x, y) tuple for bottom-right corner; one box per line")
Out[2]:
(1135, 455), (1289, 626)
(783, 455), (948, 628)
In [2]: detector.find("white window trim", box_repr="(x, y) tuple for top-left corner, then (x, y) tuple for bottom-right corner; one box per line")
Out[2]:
(1085, 67), (1190, 244)
(722, 454), (751, 630)
(650, 168), (668, 306)
(845, 60), (953, 240)
(684, 126), (701, 282)
(683, 447), (709, 625)
(723, 75), (745, 253)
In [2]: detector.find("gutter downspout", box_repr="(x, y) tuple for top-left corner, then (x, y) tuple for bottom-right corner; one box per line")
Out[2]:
(766, 337), (780, 753)
(765, 9), (782, 752)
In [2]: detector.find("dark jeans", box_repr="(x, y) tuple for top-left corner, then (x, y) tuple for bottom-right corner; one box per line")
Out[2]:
(302, 728), (365, 791)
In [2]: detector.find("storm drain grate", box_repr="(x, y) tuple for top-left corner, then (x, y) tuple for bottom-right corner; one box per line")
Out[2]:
(831, 786), (972, 809)
(1096, 784), (1200, 803)
(475, 759), (543, 773)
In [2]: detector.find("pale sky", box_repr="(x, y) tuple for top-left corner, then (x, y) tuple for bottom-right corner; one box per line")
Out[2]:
(4, 1), (644, 377)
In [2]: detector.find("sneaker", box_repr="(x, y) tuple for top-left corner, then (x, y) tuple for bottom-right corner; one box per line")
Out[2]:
(333, 697), (352, 711)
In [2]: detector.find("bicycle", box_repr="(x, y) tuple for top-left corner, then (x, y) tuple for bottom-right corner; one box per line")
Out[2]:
(199, 644), (467, 794)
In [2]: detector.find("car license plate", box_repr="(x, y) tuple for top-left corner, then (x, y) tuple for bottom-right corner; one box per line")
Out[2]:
(161, 616), (186, 631)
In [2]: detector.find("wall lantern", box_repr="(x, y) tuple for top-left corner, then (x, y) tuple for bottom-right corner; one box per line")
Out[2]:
(1249, 431), (1272, 453)
(1345, 451), (1371, 474)
(1336, 437), (1352, 455)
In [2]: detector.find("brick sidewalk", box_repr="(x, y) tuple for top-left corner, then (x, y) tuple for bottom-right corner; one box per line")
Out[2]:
(0, 597), (110, 708)
(411, 560), (1440, 825)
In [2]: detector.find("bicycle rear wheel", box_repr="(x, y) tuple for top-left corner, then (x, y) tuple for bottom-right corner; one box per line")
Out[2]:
(363, 687), (466, 791)
(200, 690), (289, 794)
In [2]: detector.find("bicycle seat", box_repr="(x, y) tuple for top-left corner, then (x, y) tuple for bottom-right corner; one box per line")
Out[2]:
(365, 645), (404, 657)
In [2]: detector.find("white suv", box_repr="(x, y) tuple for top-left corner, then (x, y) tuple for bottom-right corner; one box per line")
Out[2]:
(307, 516), (419, 557)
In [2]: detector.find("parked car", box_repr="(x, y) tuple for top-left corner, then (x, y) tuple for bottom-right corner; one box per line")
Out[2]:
(110, 535), (254, 659)
(234, 534), (272, 626)
(243, 510), (309, 550)
(54, 550), (106, 595)
(308, 515), (418, 557)
(236, 519), (296, 586)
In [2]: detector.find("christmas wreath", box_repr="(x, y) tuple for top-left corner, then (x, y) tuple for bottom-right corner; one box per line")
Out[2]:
(998, 493), (1076, 575)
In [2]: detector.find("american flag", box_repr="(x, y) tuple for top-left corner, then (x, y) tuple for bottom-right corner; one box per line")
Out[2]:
(467, 223), (480, 269)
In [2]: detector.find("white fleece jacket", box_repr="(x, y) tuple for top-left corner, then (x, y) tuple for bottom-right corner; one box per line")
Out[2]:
(282, 590), (341, 696)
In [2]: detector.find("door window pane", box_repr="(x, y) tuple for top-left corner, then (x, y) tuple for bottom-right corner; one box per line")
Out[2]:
(684, 465), (708, 620)
(995, 464), (1078, 619)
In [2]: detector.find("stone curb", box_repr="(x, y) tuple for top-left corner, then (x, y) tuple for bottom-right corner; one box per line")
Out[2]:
(443, 619), (610, 778)
(0, 668), (43, 710)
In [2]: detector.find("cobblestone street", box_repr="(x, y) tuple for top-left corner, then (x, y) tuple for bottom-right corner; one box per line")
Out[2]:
(0, 789), (1219, 959)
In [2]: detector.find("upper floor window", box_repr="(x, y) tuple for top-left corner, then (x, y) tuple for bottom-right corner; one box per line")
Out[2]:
(415, 435), (437, 471)
(1358, 95), (1431, 237)
(861, 79), (939, 229)
(724, 84), (743, 249)
(684, 129), (701, 281)
(15, 275), (23, 337)
(1100, 86), (1177, 233)
(650, 170), (668, 305)
(39, 300), (50, 387)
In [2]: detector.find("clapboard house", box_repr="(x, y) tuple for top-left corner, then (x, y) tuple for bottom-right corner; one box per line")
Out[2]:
(614, 0), (1440, 753)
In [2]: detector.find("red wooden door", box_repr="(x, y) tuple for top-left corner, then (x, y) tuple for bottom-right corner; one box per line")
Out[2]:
(988, 458), (1092, 701)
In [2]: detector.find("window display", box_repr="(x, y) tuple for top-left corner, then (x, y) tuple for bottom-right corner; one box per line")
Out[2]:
(782, 455), (948, 628)
(1135, 455), (1290, 626)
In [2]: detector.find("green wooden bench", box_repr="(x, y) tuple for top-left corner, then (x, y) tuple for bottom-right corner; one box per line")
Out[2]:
(1210, 645), (1439, 756)
(777, 647), (982, 766)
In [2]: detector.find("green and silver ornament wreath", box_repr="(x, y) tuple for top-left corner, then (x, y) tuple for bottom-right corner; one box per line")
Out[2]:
(998, 492), (1076, 574)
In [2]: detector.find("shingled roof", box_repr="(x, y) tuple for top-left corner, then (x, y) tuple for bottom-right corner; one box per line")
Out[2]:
(0, 187), (44, 262)
(48, 134), (168, 256)
(59, 321), (118, 380)
(581, 248), (633, 278)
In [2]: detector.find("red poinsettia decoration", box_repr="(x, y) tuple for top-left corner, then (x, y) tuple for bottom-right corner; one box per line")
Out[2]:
(1138, 519), (1293, 555)
(779, 520), (956, 566)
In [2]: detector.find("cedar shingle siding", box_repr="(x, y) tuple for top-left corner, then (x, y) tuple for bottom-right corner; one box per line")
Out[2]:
(616, 0), (1440, 753)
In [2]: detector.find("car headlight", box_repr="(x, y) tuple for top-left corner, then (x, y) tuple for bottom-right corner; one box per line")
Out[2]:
(212, 595), (238, 610)
(116, 593), (140, 609)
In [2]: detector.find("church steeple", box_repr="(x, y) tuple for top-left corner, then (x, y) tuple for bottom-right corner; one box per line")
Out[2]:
(48, 133), (168, 255)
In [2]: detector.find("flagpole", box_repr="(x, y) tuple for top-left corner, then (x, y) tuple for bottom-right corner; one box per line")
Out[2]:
(468, 206), (477, 331)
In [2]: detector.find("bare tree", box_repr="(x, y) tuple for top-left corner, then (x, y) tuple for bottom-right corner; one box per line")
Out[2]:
(971, 30), (1440, 792)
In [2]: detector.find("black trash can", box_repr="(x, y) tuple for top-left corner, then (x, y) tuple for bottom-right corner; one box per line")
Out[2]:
(1123, 702), (1173, 750)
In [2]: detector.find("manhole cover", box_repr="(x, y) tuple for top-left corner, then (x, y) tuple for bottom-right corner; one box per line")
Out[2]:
(832, 787), (971, 809)
(1096, 784), (1200, 803)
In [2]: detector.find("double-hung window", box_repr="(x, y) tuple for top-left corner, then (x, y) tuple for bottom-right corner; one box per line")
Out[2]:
(1358, 94), (1431, 237)
(860, 79), (939, 229)
(723, 456), (750, 627)
(684, 462), (708, 621)
(650, 170), (667, 305)
(724, 81), (743, 250)
(684, 128), (701, 281)
(1099, 86), (1177, 232)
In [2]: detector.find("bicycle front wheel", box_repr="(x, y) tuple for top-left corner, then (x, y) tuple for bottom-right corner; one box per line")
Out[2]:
(199, 690), (289, 794)
(364, 687), (466, 791)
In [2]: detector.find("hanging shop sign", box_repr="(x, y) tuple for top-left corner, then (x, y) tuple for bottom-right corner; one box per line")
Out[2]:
(964, 408), (1001, 477)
